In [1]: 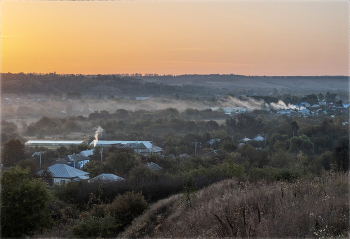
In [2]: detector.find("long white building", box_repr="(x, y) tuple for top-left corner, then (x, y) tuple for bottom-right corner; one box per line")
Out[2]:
(25, 140), (85, 147)
(90, 140), (163, 155)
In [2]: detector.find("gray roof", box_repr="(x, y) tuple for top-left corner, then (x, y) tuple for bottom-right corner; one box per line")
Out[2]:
(91, 173), (124, 182)
(90, 141), (154, 149)
(204, 150), (219, 157)
(64, 154), (90, 162)
(80, 149), (94, 157)
(32, 151), (46, 157)
(41, 164), (89, 179)
(56, 158), (68, 164)
(140, 146), (163, 154)
(146, 162), (163, 171)
(241, 137), (251, 142)
(125, 142), (147, 149)
(253, 135), (264, 141)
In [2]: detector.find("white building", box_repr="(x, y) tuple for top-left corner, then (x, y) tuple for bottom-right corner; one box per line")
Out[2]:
(38, 164), (89, 185)
(90, 140), (163, 155)
(25, 140), (85, 147)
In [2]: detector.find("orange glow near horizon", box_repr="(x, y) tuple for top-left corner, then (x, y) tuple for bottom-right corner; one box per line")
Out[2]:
(1, 1), (348, 76)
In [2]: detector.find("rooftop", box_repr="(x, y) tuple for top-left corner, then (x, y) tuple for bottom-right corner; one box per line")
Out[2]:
(26, 140), (84, 145)
(39, 164), (89, 179)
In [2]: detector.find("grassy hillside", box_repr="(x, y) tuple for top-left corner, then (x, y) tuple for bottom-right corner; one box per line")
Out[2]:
(122, 172), (349, 238)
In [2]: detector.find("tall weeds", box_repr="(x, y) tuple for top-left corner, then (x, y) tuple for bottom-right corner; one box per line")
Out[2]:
(138, 172), (348, 238)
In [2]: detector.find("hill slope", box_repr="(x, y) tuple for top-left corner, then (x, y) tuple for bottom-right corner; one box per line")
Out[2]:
(122, 173), (349, 238)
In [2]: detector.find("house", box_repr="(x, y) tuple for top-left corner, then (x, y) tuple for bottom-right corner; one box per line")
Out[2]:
(253, 135), (264, 141)
(145, 162), (163, 171)
(79, 149), (94, 157)
(299, 102), (310, 108)
(207, 138), (220, 147)
(64, 153), (90, 169)
(241, 137), (251, 142)
(89, 173), (124, 182)
(300, 109), (311, 115)
(342, 103), (350, 108)
(139, 146), (163, 156)
(38, 164), (89, 185)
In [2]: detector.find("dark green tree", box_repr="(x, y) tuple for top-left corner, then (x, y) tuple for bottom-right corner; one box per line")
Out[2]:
(1, 167), (54, 237)
(332, 136), (349, 173)
(17, 158), (39, 178)
(291, 121), (299, 136)
(317, 93), (324, 101)
(82, 160), (106, 178)
(106, 149), (141, 177)
(2, 139), (25, 166)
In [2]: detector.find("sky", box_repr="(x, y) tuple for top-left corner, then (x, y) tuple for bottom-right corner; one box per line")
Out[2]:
(1, 0), (349, 76)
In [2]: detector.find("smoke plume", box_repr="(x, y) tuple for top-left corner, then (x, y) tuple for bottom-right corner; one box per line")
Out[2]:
(94, 126), (104, 147)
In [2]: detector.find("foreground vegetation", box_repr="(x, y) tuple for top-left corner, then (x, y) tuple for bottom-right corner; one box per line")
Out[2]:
(122, 172), (349, 238)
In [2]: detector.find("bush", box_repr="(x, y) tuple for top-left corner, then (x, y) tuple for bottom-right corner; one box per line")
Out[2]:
(71, 213), (120, 238)
(129, 165), (159, 182)
(105, 191), (148, 228)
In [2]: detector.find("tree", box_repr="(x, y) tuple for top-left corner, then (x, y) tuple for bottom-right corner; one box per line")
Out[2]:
(106, 150), (141, 177)
(325, 91), (337, 103)
(304, 94), (318, 106)
(332, 136), (349, 173)
(2, 139), (25, 166)
(17, 158), (39, 179)
(290, 134), (314, 155)
(116, 109), (129, 119)
(220, 140), (237, 152)
(317, 93), (324, 101)
(82, 161), (106, 178)
(291, 121), (299, 136)
(1, 167), (54, 237)
(129, 165), (159, 182)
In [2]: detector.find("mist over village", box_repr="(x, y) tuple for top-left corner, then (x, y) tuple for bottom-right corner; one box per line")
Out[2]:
(1, 1), (349, 238)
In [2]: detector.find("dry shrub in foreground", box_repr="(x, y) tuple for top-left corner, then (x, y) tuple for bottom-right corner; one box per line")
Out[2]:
(134, 172), (348, 238)
(120, 193), (181, 238)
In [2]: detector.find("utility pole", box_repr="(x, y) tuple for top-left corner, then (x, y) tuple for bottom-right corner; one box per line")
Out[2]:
(264, 133), (268, 148)
(195, 141), (197, 156)
(38, 151), (46, 169)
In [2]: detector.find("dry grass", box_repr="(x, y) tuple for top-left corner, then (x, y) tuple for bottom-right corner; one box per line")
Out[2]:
(120, 193), (181, 238)
(124, 172), (349, 238)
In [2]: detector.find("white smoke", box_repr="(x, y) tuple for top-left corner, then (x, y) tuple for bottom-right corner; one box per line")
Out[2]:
(93, 126), (104, 147)
(222, 96), (265, 109)
(220, 96), (304, 111)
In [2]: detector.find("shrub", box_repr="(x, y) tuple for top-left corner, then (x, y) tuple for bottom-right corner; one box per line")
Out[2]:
(71, 213), (120, 238)
(129, 165), (159, 182)
(105, 191), (148, 228)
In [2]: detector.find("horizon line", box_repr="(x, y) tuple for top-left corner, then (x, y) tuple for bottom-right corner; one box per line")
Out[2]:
(1, 72), (349, 78)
